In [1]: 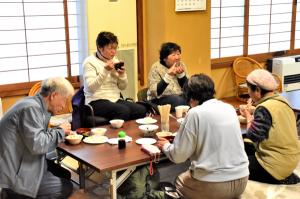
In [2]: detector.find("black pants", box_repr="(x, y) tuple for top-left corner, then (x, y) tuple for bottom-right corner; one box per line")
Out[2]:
(151, 95), (187, 112)
(245, 142), (299, 184)
(90, 99), (147, 121)
(3, 160), (73, 199)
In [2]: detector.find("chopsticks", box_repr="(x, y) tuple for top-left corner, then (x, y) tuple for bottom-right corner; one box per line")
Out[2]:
(169, 113), (177, 120)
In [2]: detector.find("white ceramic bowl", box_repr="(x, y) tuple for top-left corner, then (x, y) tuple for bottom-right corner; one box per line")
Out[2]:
(109, 119), (124, 128)
(156, 131), (173, 139)
(65, 134), (83, 145)
(139, 124), (159, 137)
(91, 127), (107, 136)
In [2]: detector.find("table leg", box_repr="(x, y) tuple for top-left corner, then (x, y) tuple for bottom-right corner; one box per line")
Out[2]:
(110, 171), (117, 199)
(78, 162), (86, 189)
(109, 166), (136, 199)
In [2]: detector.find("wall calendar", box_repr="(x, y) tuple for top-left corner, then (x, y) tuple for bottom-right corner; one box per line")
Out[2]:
(175, 0), (206, 12)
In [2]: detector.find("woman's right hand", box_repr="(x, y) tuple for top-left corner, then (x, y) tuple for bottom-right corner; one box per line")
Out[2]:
(104, 60), (114, 71)
(167, 63), (178, 76)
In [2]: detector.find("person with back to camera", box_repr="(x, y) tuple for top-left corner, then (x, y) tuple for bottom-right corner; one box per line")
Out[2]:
(157, 74), (249, 199)
(83, 31), (147, 121)
(0, 77), (75, 199)
(241, 69), (300, 184)
(147, 42), (188, 111)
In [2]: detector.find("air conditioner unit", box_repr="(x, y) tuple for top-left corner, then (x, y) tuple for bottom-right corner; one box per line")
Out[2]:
(272, 56), (300, 91)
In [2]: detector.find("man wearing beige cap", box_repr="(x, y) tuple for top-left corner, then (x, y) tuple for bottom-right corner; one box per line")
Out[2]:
(241, 69), (300, 184)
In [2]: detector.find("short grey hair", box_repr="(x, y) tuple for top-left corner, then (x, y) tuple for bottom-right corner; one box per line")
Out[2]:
(40, 77), (74, 98)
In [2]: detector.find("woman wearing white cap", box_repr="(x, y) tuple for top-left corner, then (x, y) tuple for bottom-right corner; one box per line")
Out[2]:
(241, 69), (300, 184)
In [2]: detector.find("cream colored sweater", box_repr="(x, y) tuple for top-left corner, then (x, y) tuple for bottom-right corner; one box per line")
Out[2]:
(83, 54), (128, 104)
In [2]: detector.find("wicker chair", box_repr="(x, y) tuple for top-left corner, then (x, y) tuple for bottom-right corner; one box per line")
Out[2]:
(233, 57), (263, 102)
(28, 82), (42, 96)
(28, 81), (72, 114)
(271, 73), (283, 93)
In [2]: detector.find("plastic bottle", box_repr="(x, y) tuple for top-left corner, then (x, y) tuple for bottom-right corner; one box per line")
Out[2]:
(118, 131), (126, 149)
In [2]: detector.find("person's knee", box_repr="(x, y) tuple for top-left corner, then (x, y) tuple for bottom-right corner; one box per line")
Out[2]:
(115, 107), (130, 121)
(172, 95), (186, 105)
(47, 179), (73, 199)
(133, 104), (147, 119)
(60, 179), (73, 198)
(38, 172), (73, 199)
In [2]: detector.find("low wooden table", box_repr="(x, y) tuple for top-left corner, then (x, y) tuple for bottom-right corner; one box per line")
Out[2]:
(57, 115), (180, 199)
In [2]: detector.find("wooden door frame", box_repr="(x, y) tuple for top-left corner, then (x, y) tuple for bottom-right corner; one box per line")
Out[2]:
(136, 0), (144, 86)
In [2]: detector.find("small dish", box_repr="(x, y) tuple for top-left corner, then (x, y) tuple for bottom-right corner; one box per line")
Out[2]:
(91, 127), (107, 136)
(83, 135), (108, 144)
(238, 115), (247, 124)
(156, 131), (173, 139)
(107, 136), (133, 145)
(163, 135), (175, 143)
(65, 134), (83, 145)
(109, 119), (124, 128)
(139, 124), (159, 137)
(76, 128), (91, 137)
(177, 118), (185, 124)
(136, 117), (157, 125)
(135, 138), (157, 145)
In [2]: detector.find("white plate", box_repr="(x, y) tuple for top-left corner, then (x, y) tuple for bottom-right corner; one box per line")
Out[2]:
(136, 117), (157, 124)
(135, 138), (157, 145)
(107, 136), (133, 145)
(83, 135), (108, 144)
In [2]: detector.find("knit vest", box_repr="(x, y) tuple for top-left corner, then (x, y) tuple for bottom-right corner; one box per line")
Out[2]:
(255, 94), (300, 180)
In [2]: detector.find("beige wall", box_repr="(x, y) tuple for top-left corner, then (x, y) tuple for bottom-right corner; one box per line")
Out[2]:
(142, 0), (237, 99)
(143, 0), (211, 85)
(86, 0), (138, 99)
(86, 0), (137, 54)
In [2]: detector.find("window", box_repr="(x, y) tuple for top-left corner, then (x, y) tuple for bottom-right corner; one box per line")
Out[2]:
(0, 0), (83, 96)
(211, 0), (300, 67)
(211, 0), (245, 59)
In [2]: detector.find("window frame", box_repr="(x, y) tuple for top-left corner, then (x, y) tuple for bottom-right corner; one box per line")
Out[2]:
(211, 0), (300, 69)
(0, 0), (80, 97)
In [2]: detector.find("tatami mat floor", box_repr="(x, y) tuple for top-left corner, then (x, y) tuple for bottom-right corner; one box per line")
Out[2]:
(1, 157), (299, 199)
(66, 156), (300, 199)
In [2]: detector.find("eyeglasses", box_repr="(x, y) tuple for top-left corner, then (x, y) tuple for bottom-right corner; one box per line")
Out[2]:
(106, 44), (118, 51)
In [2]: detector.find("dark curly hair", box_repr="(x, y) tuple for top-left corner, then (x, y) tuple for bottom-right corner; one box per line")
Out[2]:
(96, 31), (118, 48)
(159, 42), (181, 66)
(183, 74), (215, 105)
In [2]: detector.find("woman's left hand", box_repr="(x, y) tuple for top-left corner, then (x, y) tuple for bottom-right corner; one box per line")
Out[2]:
(175, 65), (185, 74)
(156, 138), (170, 150)
(59, 122), (71, 135)
(116, 65), (126, 75)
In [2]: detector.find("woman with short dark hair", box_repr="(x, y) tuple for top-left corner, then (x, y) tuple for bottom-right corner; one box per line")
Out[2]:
(147, 42), (188, 111)
(83, 31), (147, 121)
(157, 74), (249, 199)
